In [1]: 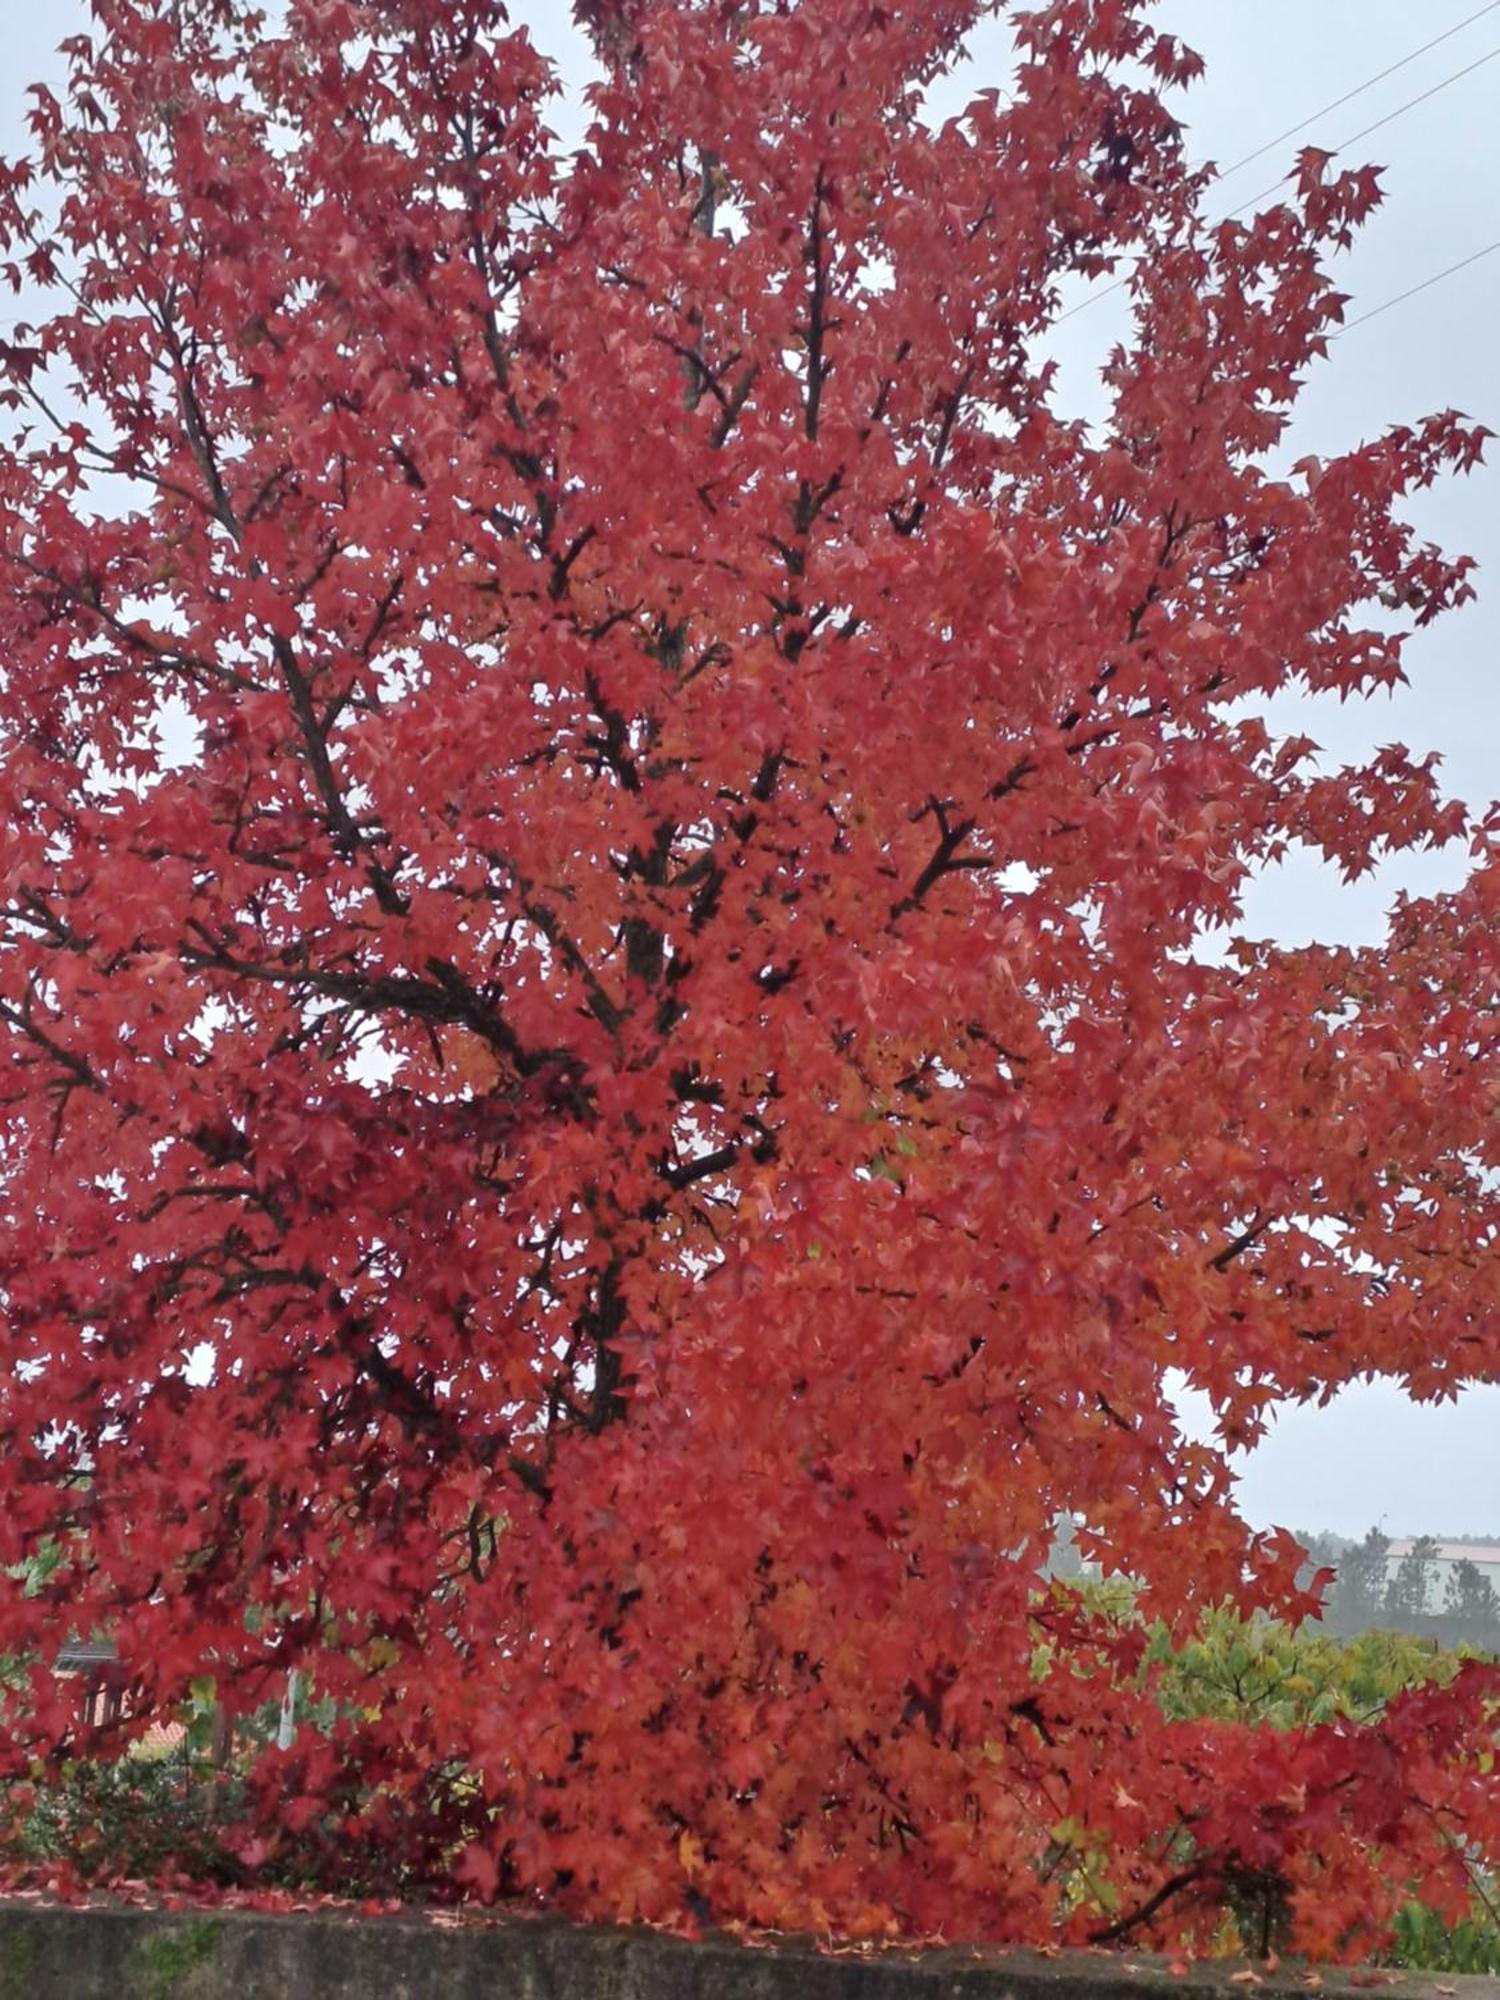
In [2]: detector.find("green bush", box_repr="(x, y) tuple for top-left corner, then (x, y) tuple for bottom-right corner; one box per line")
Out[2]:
(1146, 1607), (1499, 1970)
(1391, 1898), (1500, 1975)
(16, 1756), (244, 1882)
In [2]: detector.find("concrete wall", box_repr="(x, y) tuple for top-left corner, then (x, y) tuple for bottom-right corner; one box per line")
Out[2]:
(0, 1903), (1497, 2000)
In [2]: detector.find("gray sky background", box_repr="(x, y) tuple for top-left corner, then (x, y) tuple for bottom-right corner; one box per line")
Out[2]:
(3, 1), (1497, 1542)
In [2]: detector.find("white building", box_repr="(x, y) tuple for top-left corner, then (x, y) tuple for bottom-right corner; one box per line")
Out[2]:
(1383, 1539), (1500, 1612)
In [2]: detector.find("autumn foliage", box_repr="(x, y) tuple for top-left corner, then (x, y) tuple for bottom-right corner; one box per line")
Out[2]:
(1, 0), (1497, 1954)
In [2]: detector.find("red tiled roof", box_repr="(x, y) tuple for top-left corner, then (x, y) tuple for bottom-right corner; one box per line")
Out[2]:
(129, 1721), (187, 1757)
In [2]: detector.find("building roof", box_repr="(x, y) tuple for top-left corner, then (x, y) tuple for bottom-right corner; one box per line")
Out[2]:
(1385, 1540), (1500, 1566)
(54, 1637), (119, 1673)
(129, 1720), (187, 1758)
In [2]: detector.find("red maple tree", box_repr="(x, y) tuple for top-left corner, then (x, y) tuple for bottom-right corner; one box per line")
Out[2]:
(1, 0), (1497, 1953)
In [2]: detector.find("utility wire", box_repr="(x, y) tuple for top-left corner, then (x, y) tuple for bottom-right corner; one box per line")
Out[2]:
(1215, 0), (1500, 181)
(1057, 26), (1500, 325)
(1232, 41), (1500, 217)
(1338, 236), (1500, 331)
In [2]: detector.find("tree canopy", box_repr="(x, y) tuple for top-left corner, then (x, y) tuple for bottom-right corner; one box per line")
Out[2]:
(0, 0), (1496, 1954)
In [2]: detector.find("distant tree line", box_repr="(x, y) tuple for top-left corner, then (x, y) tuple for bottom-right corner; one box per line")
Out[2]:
(1045, 1518), (1499, 1650)
(1297, 1530), (1500, 1648)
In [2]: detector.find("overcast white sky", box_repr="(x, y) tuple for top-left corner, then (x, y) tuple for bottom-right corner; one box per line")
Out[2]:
(3, 2), (1497, 1541)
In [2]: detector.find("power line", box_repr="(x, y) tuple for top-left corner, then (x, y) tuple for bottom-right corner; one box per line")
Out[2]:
(1215, 0), (1500, 181)
(1232, 41), (1500, 216)
(1338, 236), (1500, 331)
(1057, 27), (1500, 326)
